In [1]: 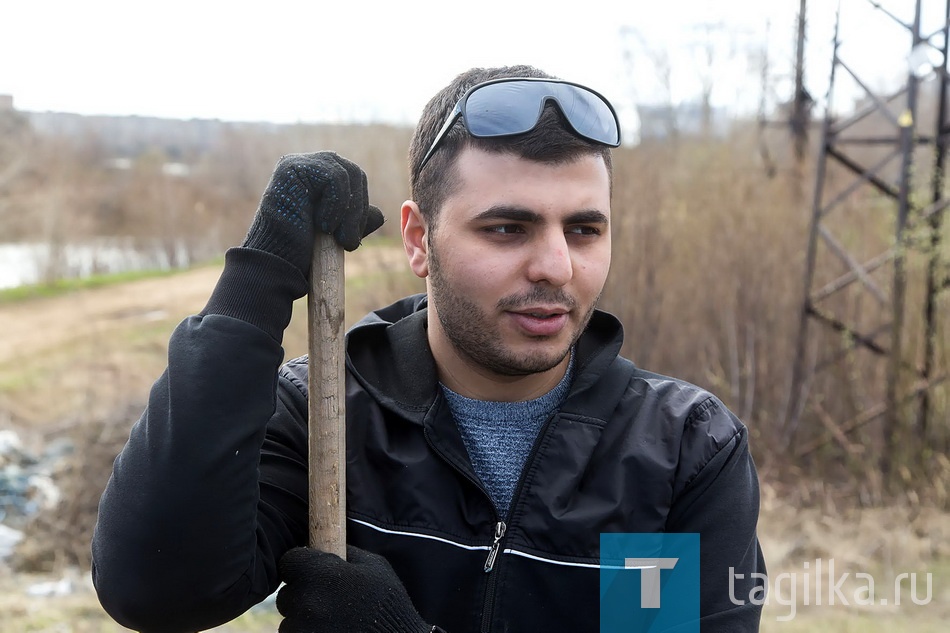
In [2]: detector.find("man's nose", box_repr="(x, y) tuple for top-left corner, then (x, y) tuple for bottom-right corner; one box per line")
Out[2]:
(526, 231), (573, 287)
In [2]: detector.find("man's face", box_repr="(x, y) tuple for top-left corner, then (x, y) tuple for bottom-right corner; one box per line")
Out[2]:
(423, 146), (612, 379)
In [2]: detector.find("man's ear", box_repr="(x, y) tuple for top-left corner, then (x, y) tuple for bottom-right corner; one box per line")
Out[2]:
(401, 200), (429, 278)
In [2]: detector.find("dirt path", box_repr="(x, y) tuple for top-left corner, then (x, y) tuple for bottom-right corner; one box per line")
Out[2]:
(0, 266), (222, 368)
(0, 245), (408, 432)
(0, 245), (406, 369)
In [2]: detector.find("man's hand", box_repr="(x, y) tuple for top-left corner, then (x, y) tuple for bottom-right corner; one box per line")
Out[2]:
(242, 152), (385, 277)
(277, 546), (437, 633)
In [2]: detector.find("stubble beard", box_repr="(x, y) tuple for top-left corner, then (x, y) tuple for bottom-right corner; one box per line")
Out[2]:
(427, 242), (598, 377)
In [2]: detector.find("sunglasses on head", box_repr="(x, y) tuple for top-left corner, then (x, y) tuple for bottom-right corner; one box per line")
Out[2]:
(419, 77), (622, 171)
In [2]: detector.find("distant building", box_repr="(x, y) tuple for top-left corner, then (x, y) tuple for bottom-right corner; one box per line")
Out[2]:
(0, 95), (13, 112)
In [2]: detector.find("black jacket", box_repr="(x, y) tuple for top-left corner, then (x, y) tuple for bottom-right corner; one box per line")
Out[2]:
(93, 252), (765, 633)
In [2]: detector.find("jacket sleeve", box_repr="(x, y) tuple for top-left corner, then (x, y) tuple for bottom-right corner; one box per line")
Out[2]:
(91, 248), (311, 633)
(666, 397), (767, 632)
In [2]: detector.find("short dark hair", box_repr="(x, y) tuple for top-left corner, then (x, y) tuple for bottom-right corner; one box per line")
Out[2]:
(408, 65), (614, 228)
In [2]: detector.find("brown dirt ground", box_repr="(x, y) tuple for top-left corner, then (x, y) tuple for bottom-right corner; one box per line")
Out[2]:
(0, 245), (410, 439)
(0, 244), (408, 375)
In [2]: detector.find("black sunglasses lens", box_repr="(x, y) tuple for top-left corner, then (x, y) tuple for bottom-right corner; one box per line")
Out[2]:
(463, 81), (619, 146)
(463, 82), (544, 137)
(551, 84), (620, 146)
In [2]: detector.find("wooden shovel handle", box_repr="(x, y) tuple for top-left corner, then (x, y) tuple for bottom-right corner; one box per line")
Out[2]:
(307, 232), (346, 558)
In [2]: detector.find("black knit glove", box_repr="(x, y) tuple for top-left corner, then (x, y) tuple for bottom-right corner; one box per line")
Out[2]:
(242, 152), (385, 277)
(277, 546), (440, 633)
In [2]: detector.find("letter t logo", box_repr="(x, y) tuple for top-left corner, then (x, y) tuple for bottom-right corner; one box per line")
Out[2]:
(625, 558), (679, 608)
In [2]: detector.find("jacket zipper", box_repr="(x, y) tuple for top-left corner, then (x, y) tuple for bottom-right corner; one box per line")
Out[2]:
(483, 520), (506, 572)
(478, 413), (557, 633)
(422, 405), (557, 632)
(479, 520), (504, 633)
(422, 425), (507, 632)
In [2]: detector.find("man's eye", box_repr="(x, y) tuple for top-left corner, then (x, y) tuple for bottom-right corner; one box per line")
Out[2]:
(486, 225), (525, 234)
(567, 226), (602, 236)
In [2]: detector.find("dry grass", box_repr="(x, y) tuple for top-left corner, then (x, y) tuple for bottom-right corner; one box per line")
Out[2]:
(601, 129), (949, 494)
(755, 482), (950, 631)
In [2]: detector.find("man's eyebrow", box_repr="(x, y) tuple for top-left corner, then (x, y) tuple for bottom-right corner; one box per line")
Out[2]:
(471, 206), (609, 225)
(565, 210), (610, 225)
(472, 206), (543, 223)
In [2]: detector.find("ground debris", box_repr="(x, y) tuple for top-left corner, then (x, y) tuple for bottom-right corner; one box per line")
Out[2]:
(0, 429), (66, 528)
(9, 402), (142, 573)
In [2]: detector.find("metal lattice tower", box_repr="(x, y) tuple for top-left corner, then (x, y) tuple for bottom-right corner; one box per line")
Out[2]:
(785, 0), (950, 470)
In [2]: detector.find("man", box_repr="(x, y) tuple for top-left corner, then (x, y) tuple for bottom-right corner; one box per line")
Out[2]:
(92, 65), (765, 633)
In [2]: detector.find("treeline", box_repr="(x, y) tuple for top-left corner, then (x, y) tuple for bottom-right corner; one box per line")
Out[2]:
(0, 110), (412, 276)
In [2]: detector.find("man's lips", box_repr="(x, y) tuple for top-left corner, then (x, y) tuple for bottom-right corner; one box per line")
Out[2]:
(507, 307), (570, 336)
(515, 306), (569, 316)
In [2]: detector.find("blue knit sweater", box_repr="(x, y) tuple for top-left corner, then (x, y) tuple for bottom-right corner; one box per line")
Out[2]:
(440, 354), (575, 518)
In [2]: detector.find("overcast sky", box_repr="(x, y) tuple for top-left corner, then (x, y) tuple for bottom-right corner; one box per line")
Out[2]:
(0, 0), (938, 133)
